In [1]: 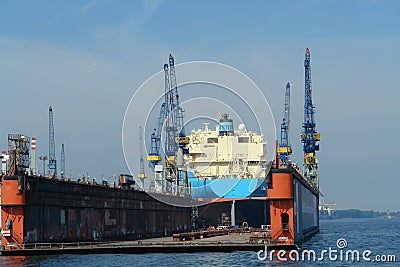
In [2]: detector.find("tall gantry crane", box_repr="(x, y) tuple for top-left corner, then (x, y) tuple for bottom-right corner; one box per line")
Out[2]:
(48, 106), (57, 176)
(147, 54), (189, 194)
(301, 48), (320, 186)
(278, 82), (292, 164)
(164, 54), (189, 190)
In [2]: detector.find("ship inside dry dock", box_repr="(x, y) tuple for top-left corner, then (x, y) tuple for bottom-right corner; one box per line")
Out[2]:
(0, 136), (319, 250)
(1, 49), (321, 252)
(184, 115), (320, 245)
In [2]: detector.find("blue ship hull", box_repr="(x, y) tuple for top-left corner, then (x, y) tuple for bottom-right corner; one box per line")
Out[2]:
(188, 171), (267, 199)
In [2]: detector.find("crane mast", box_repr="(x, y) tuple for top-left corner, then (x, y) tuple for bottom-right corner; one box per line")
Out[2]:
(48, 106), (57, 176)
(301, 48), (320, 187)
(61, 143), (65, 178)
(138, 126), (146, 190)
(278, 82), (292, 163)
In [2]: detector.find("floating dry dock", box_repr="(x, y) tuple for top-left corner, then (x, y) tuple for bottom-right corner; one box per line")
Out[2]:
(1, 135), (319, 256)
(0, 232), (298, 256)
(0, 162), (318, 256)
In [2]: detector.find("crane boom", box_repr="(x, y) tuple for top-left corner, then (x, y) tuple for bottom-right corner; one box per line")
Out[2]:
(165, 58), (176, 157)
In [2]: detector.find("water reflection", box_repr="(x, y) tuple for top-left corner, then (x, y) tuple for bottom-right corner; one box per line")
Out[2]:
(0, 256), (27, 267)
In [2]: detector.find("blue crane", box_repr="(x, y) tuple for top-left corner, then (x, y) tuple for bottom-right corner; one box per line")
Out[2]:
(148, 54), (188, 165)
(165, 54), (189, 189)
(48, 106), (57, 176)
(301, 48), (320, 186)
(147, 54), (189, 194)
(278, 82), (292, 163)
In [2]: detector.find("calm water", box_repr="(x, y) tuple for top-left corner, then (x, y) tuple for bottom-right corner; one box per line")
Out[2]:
(1, 217), (399, 266)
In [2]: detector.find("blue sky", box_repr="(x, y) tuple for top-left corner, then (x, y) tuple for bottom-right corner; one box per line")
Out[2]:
(0, 0), (399, 211)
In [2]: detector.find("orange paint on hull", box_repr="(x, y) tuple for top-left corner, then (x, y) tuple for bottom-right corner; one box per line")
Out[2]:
(1, 176), (25, 249)
(267, 166), (320, 244)
(267, 171), (295, 244)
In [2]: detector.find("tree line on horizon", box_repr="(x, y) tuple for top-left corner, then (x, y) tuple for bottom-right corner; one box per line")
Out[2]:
(332, 209), (399, 218)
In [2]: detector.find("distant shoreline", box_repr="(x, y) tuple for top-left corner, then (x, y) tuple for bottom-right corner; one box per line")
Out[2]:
(322, 209), (398, 219)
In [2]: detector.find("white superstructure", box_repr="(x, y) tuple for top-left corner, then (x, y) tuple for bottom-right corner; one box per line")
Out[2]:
(185, 114), (267, 179)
